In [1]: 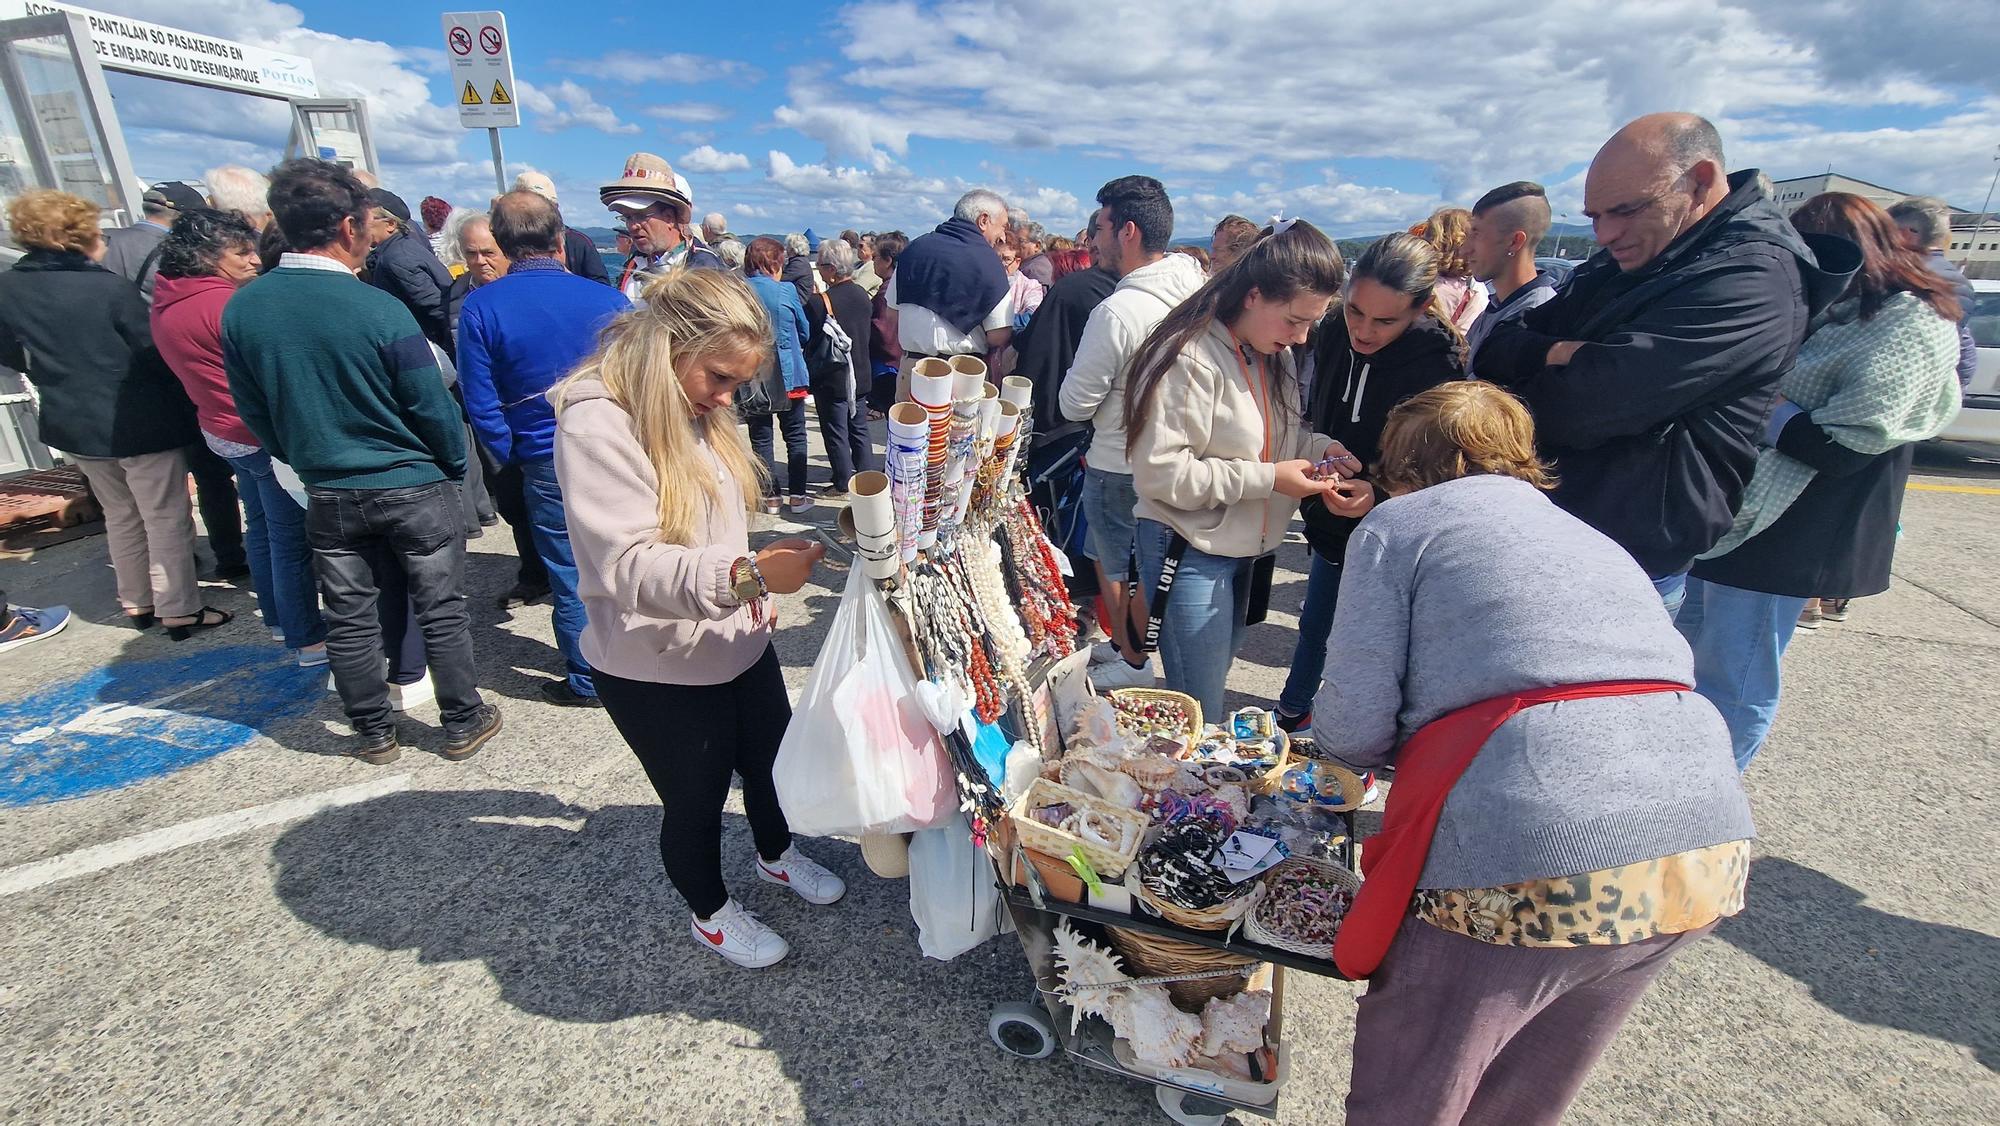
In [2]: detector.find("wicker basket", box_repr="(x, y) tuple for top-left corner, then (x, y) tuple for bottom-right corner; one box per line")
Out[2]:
(1009, 778), (1147, 879)
(1243, 857), (1362, 960)
(1106, 925), (1259, 1011)
(1106, 687), (1203, 741)
(1246, 730), (1294, 796)
(1134, 874), (1258, 932)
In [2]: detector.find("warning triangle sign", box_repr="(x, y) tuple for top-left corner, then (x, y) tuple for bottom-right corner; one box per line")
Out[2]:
(460, 80), (482, 106)
(489, 81), (513, 105)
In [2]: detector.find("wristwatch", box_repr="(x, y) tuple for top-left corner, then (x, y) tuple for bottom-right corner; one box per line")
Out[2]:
(729, 556), (767, 604)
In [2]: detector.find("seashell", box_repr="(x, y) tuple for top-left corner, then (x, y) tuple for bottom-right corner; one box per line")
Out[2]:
(1110, 981), (1204, 1067)
(1198, 990), (1271, 1057)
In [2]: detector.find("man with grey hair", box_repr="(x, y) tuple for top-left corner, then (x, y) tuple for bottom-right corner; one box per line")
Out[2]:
(510, 171), (610, 286)
(715, 237), (746, 272)
(702, 212), (729, 245)
(1889, 196), (1978, 387)
(1479, 111), (1857, 609)
(806, 237), (877, 490)
(885, 188), (1014, 381)
(205, 165), (272, 230)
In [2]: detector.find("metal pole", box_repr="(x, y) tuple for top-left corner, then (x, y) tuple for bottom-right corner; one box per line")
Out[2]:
(1964, 144), (2000, 269)
(488, 128), (506, 196)
(1551, 215), (1566, 260)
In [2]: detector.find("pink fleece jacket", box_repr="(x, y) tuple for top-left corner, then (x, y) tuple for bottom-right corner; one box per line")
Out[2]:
(151, 273), (258, 447)
(553, 377), (770, 685)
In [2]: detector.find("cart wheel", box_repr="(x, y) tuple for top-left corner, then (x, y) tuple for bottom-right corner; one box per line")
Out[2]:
(1155, 1084), (1230, 1126)
(987, 1001), (1057, 1060)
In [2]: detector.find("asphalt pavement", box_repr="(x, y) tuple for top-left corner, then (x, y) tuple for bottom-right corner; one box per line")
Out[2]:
(2, 437), (1996, 1125)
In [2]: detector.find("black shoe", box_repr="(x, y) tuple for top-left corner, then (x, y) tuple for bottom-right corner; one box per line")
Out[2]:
(441, 703), (503, 761)
(206, 562), (252, 582)
(499, 582), (551, 609)
(540, 680), (604, 708)
(1274, 707), (1312, 734)
(351, 729), (401, 765)
(478, 511), (501, 527)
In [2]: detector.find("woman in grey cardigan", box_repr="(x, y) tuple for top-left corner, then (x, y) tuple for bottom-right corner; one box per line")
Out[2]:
(1314, 383), (1754, 1126)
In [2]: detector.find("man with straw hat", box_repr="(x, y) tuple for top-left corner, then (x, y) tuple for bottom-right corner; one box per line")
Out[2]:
(601, 152), (722, 300)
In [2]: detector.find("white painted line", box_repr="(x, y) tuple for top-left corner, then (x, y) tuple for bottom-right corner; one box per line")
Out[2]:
(0, 774), (411, 897)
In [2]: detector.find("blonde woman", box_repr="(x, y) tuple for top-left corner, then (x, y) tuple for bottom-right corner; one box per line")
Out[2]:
(1413, 207), (1489, 334)
(553, 269), (842, 969)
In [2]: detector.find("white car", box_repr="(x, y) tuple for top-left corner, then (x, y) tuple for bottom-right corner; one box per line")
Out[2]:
(1937, 278), (2000, 443)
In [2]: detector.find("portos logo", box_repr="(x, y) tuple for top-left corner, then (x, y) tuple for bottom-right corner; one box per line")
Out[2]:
(261, 58), (315, 93)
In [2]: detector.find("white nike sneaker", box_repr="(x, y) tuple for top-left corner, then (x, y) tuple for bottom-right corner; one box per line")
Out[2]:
(690, 899), (789, 968)
(1088, 641), (1123, 665)
(1090, 658), (1156, 691)
(756, 846), (847, 905)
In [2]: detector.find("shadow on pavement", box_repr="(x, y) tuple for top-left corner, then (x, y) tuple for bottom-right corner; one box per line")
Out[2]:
(1715, 857), (1998, 1070)
(268, 788), (1152, 1121)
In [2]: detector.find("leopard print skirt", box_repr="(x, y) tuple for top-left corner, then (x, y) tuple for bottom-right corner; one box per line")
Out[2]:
(1412, 839), (1751, 947)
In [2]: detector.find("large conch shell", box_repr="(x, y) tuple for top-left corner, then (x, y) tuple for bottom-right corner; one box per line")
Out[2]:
(1052, 923), (1128, 1032)
(1198, 989), (1271, 1057)
(1109, 985), (1203, 1067)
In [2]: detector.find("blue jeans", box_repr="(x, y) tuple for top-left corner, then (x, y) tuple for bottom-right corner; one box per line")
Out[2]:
(1137, 518), (1250, 719)
(1652, 571), (1688, 619)
(520, 459), (595, 697)
(1676, 575), (1807, 771)
(1080, 467), (1138, 575)
(1279, 552), (1342, 717)
(226, 449), (326, 649)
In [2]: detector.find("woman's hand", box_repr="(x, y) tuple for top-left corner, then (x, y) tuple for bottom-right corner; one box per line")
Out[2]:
(1324, 478), (1376, 518)
(756, 538), (825, 595)
(1273, 460), (1337, 500)
(1316, 441), (1362, 480)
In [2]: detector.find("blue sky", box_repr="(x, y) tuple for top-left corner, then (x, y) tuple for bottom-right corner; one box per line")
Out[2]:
(84, 0), (2000, 239)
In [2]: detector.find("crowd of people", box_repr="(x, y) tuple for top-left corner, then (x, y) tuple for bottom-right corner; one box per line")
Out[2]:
(0, 108), (1972, 1123)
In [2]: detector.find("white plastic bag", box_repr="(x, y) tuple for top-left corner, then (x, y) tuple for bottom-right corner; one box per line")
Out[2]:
(774, 565), (956, 837)
(908, 816), (1004, 960)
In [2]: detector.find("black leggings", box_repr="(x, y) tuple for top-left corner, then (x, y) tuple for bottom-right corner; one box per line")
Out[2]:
(595, 646), (794, 918)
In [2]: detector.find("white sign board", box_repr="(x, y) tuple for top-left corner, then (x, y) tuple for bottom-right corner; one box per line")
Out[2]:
(442, 11), (519, 129)
(0, 1), (319, 99)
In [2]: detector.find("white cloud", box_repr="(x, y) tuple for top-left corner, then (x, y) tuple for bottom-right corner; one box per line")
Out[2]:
(516, 79), (640, 136)
(679, 146), (753, 174)
(790, 0), (2000, 229)
(555, 50), (763, 84)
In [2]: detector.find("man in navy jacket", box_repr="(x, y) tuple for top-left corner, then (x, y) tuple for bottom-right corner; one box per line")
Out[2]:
(1476, 112), (1857, 610)
(457, 190), (629, 707)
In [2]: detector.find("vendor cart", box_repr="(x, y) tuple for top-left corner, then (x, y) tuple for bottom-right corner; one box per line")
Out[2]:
(979, 742), (1361, 1126)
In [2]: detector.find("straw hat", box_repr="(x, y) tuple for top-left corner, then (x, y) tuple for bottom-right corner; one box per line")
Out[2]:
(859, 832), (912, 879)
(600, 152), (692, 211)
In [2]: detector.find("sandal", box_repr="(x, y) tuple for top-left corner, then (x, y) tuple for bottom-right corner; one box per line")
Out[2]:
(163, 605), (233, 641)
(125, 608), (156, 630)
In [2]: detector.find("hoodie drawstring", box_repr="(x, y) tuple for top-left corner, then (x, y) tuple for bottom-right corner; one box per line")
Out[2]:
(1350, 362), (1370, 424)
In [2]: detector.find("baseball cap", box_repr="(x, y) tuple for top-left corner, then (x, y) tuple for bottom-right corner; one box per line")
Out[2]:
(367, 188), (411, 223)
(144, 181), (206, 213)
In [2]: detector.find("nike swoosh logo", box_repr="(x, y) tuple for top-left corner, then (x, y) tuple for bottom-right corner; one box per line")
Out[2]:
(696, 925), (725, 945)
(761, 865), (791, 883)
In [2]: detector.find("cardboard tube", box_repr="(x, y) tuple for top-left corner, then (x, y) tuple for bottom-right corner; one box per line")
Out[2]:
(948, 354), (988, 381)
(848, 471), (898, 581)
(1001, 375), (1032, 410)
(951, 368), (985, 404)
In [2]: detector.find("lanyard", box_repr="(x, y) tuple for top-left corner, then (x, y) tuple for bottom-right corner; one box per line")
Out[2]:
(1232, 335), (1276, 542)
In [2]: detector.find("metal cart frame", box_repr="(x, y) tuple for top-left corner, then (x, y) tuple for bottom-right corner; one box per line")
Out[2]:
(982, 797), (1358, 1124)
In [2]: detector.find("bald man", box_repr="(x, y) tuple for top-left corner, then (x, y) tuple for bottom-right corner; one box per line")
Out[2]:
(1464, 180), (1560, 371)
(1475, 112), (1857, 609)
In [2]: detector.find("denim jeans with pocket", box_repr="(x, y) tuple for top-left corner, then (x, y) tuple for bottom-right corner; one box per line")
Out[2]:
(1279, 552), (1343, 717)
(746, 399), (810, 497)
(1676, 575), (1808, 771)
(226, 449), (327, 650)
(518, 459), (594, 698)
(306, 480), (482, 737)
(1136, 517), (1252, 719)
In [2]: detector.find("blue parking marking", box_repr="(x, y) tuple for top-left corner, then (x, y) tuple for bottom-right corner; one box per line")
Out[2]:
(0, 645), (325, 807)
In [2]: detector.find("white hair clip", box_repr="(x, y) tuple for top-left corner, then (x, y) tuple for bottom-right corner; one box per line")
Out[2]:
(1271, 215), (1299, 235)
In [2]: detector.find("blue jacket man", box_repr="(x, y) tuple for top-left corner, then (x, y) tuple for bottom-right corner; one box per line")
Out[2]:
(457, 191), (628, 707)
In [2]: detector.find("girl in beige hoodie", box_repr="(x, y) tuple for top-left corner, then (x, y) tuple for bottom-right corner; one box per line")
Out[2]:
(552, 269), (843, 970)
(1120, 220), (1371, 716)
